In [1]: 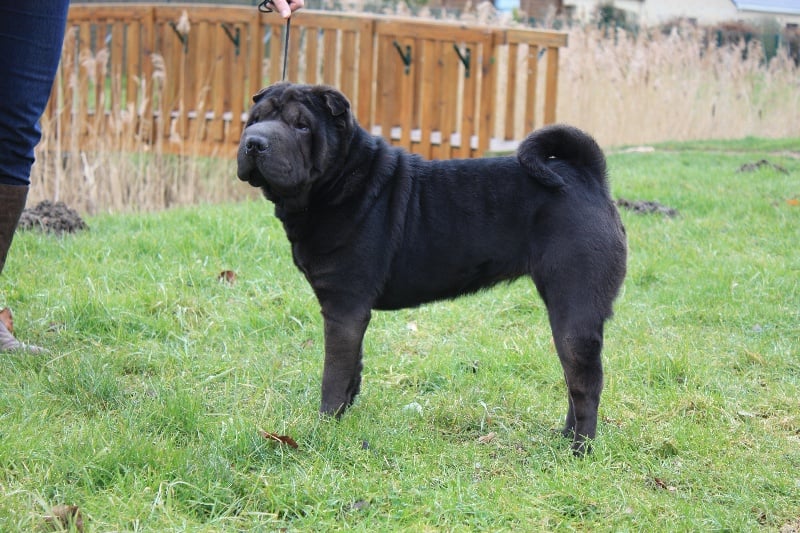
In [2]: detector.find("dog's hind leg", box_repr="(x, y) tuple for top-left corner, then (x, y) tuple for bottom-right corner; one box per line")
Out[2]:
(319, 308), (371, 417)
(549, 313), (606, 455)
(534, 270), (612, 455)
(531, 208), (625, 454)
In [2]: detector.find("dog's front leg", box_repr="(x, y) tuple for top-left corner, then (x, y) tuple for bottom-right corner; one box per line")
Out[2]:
(319, 308), (371, 417)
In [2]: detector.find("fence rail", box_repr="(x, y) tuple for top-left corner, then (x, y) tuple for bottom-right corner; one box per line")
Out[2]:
(50, 4), (567, 159)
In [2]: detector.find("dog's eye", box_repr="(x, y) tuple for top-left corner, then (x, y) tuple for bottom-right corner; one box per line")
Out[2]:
(295, 123), (310, 133)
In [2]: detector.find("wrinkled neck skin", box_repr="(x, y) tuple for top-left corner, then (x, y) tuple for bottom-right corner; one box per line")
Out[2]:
(275, 125), (402, 243)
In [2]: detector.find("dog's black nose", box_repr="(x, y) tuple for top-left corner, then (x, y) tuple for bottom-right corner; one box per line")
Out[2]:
(244, 135), (269, 154)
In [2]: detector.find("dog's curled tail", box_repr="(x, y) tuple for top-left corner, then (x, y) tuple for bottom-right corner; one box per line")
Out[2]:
(516, 124), (606, 189)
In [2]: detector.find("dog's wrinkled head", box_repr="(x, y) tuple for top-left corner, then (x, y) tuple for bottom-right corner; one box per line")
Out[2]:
(237, 82), (354, 212)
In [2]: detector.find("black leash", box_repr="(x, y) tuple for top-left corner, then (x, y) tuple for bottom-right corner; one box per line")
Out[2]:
(258, 0), (291, 81)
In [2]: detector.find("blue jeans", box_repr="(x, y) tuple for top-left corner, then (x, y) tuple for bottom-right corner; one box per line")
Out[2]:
(0, 1), (70, 186)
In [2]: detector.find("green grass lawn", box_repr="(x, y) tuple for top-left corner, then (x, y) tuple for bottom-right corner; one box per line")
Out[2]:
(1, 138), (798, 531)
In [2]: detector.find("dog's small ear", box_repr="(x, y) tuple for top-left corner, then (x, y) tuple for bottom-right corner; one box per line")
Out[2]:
(252, 82), (291, 104)
(323, 89), (351, 118)
(252, 87), (270, 103)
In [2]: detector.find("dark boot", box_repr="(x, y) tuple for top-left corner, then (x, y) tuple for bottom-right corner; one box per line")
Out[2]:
(0, 183), (44, 353)
(0, 183), (29, 275)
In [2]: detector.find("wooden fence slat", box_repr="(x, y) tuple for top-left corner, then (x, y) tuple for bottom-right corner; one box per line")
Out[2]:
(287, 25), (302, 81)
(59, 26), (76, 145)
(524, 44), (539, 133)
(211, 23), (226, 143)
(477, 37), (495, 157)
(111, 21), (125, 117)
(377, 36), (396, 142)
(436, 40), (458, 160)
(340, 30), (357, 100)
(418, 39), (437, 158)
(305, 26), (319, 84)
(398, 36), (415, 150)
(180, 17), (192, 143)
(141, 10), (155, 97)
(459, 59), (476, 158)
(228, 23), (246, 144)
(544, 46), (560, 125)
(247, 18), (264, 99)
(77, 22), (91, 138)
(355, 17), (374, 126)
(269, 21), (284, 84)
(95, 22), (108, 136)
(165, 18), (188, 142)
(322, 29), (338, 85)
(127, 18), (141, 114)
(190, 20), (213, 144)
(504, 43), (518, 141)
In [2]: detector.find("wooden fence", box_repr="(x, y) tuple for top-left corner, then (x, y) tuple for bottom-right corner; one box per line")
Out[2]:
(50, 4), (567, 159)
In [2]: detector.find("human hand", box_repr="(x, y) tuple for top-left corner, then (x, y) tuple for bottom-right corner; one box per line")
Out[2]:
(269, 0), (304, 18)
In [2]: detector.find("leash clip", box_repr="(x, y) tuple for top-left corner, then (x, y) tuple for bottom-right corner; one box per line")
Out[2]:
(258, 0), (276, 13)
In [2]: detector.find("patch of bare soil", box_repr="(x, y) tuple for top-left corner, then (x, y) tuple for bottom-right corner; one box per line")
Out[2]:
(736, 159), (789, 173)
(616, 198), (678, 217)
(18, 201), (88, 235)
(780, 518), (800, 533)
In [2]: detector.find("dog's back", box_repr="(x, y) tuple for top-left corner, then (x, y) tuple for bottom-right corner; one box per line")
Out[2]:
(372, 125), (621, 312)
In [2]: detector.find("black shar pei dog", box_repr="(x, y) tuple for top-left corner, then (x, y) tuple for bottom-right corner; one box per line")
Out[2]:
(237, 82), (627, 453)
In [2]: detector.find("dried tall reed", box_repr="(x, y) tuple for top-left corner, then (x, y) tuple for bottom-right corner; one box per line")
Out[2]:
(557, 24), (800, 147)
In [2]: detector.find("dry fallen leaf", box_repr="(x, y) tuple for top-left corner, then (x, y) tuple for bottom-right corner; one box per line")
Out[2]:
(259, 430), (299, 449)
(218, 270), (237, 284)
(787, 198), (799, 207)
(43, 504), (84, 532)
(477, 432), (497, 444)
(0, 307), (13, 334)
(652, 477), (677, 492)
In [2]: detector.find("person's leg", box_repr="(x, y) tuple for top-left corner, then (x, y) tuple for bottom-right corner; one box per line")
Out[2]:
(0, 1), (70, 352)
